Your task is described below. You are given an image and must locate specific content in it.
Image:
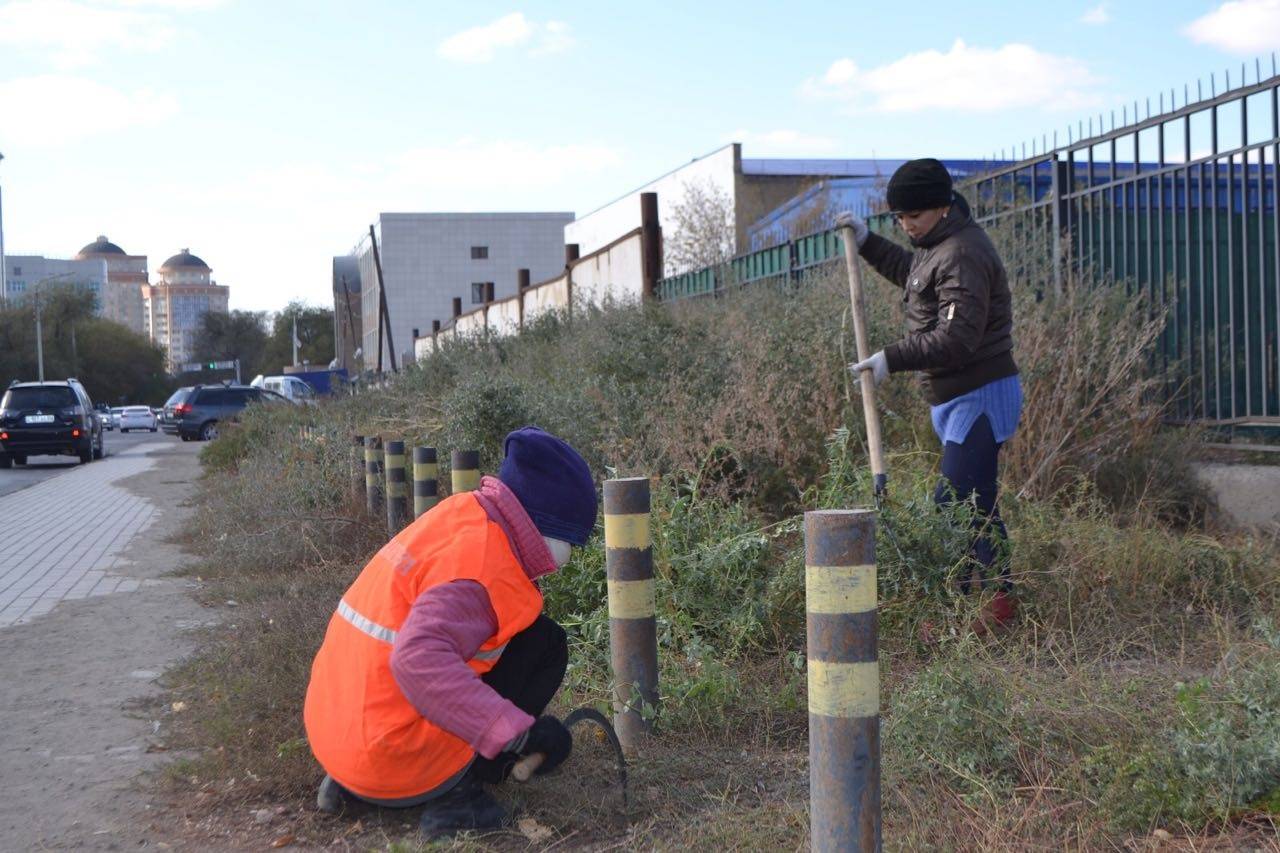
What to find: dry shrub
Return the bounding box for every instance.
[1004,278,1169,501]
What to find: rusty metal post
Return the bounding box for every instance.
[384,440,407,531]
[640,192,662,299]
[604,477,658,751]
[364,436,383,516]
[805,509,880,853]
[450,449,480,493]
[413,446,439,518]
[351,434,364,501]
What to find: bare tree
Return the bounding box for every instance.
[664,177,735,276]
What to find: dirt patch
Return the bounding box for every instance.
[0,440,215,850]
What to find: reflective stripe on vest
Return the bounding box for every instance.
[337,598,398,644]
[337,598,508,664]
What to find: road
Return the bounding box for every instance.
[0,428,161,499]
[0,430,210,849]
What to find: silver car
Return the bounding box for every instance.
[119,405,157,433]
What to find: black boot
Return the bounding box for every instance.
[418,778,508,838]
[316,774,352,814]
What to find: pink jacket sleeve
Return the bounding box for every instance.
[389,579,535,759]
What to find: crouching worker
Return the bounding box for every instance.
[303,426,597,837]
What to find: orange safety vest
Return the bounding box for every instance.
[303,492,543,800]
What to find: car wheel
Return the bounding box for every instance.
[150,428,157,433]
[122,428,129,433]
[180,434,192,442]
[13,454,26,466]
[93,437,105,460]
[199,421,219,441]
[0,455,11,469]
[79,446,93,464]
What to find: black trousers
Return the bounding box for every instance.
[470,614,568,783]
[934,414,1011,592]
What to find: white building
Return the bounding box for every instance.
[349,212,573,370]
[566,143,961,275]
[3,254,107,304]
[141,249,229,373]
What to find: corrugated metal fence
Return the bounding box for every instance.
[657,67,1280,427]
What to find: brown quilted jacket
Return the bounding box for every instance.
[858,193,1017,405]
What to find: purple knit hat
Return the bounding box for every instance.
[498,427,597,545]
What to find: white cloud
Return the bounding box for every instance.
[729,129,839,156]
[1080,3,1110,24]
[0,0,174,68]
[802,39,1100,113]
[1183,0,1280,55]
[437,13,573,62]
[0,75,177,145]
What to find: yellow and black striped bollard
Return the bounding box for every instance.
[364,436,383,516]
[384,439,407,531]
[351,434,364,501]
[450,450,480,493]
[604,477,658,751]
[413,446,439,518]
[805,508,880,852]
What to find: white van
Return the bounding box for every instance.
[249,375,316,404]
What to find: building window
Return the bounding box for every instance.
[471,282,493,304]
[470,246,488,260]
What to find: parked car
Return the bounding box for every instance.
[95,403,113,431]
[119,405,158,432]
[0,378,105,466]
[162,383,286,441]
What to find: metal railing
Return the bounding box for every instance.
[656,65,1280,427]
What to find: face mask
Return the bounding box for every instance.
[543,536,572,568]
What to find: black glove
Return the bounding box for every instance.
[519,715,572,775]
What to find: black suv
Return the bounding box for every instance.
[162,383,287,441]
[0,379,105,467]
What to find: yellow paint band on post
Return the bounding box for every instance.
[413,463,439,480]
[452,470,480,492]
[807,660,879,718]
[805,564,877,615]
[385,453,405,467]
[604,514,651,549]
[388,481,407,498]
[607,578,656,619]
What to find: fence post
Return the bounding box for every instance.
[385,439,407,531]
[413,446,439,518]
[450,450,480,493]
[805,509,880,853]
[351,434,364,501]
[364,436,384,516]
[604,477,658,751]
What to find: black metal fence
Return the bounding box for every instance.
[657,65,1280,427]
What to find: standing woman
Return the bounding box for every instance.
[841,159,1022,632]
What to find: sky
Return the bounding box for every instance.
[0,0,1278,313]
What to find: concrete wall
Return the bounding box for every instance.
[416,228,646,360]
[565,144,739,265]
[355,211,573,370]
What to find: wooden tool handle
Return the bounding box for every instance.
[512,752,544,782]
[838,225,888,496]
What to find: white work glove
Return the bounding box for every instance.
[849,351,888,389]
[835,211,869,248]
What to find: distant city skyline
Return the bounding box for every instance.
[0,0,1276,312]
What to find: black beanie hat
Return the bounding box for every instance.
[886,158,954,212]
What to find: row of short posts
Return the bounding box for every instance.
[353,437,880,849]
[353,434,482,532]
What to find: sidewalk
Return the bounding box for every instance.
[0,437,210,850]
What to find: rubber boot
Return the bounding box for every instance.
[316,774,350,814]
[971,590,1017,637]
[418,779,509,838]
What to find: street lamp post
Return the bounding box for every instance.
[33,272,76,382]
[0,151,7,306]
